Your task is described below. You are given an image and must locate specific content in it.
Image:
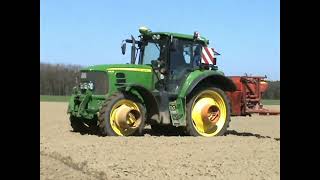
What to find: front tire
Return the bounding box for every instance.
[98,92,146,136]
[186,86,231,137]
[69,116,87,133]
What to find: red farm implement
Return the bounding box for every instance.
[226,75,280,116]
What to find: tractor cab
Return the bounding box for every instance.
[121,26,219,95]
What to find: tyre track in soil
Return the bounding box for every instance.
[40,102,280,180]
[40,151,108,180]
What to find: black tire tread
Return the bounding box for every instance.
[69,116,87,132]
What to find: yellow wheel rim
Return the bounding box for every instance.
[110,99,142,136]
[191,90,227,137]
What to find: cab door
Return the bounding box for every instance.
[166,39,200,95]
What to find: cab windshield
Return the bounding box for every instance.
[142,42,160,65]
[139,40,167,65]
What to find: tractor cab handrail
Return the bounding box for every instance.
[125,39,142,46]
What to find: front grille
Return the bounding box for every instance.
[116,73,125,78]
[80,71,108,95]
[115,73,126,87]
[116,79,126,83]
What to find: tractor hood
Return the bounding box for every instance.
[81,64,152,72]
[81,64,154,92]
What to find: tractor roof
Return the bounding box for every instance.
[148,32,209,45]
[138,27,209,45]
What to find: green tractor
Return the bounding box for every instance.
[67,27,236,137]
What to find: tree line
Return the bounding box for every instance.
[40,63,82,96]
[40,63,280,99]
[262,80,280,100]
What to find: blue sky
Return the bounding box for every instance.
[40,0,279,80]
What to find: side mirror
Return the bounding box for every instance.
[121,41,126,55]
[130,35,136,64]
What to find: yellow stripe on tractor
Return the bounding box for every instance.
[107,68,152,73]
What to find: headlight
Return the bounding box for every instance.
[80,81,94,90]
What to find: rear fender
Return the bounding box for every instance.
[179,72,237,99]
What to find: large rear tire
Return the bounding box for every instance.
[98,92,146,136]
[186,86,231,137]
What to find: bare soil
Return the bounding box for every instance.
[40,102,280,180]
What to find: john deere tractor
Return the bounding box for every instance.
[67,27,236,137]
